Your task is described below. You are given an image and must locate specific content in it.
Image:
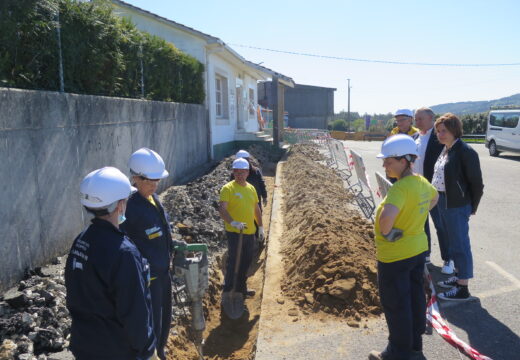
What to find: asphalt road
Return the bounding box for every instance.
[342,140,520,360]
[256,141,519,360]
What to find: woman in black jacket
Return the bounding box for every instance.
[431,113,484,301]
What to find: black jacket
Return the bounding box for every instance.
[121,192,173,277]
[443,140,484,213]
[65,218,156,360]
[423,130,444,183]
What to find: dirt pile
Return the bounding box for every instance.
[280,144,381,324]
[0,260,72,360]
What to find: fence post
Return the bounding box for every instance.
[55,8,64,92]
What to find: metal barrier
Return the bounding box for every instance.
[375,171,392,198]
[284,129,377,220]
[348,150,376,220]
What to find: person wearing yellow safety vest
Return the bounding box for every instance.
[219,158,264,299]
[121,148,183,360]
[369,135,439,360]
[389,109,419,140]
[65,167,158,360]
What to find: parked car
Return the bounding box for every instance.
[485,109,520,156]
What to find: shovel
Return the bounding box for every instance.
[222,228,245,319]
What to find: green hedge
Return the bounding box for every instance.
[0,0,205,103]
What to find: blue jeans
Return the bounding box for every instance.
[378,252,426,359]
[223,231,254,294]
[428,205,450,261]
[437,193,473,279]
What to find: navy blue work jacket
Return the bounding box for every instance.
[121,192,173,277]
[65,218,156,360]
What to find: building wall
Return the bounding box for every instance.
[285,85,335,129]
[259,82,335,129]
[112,4,207,63]
[0,88,209,292]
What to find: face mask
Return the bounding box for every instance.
[118,214,126,224]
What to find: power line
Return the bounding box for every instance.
[229,43,520,67]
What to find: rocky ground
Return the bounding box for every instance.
[0,144,281,360]
[280,144,381,325]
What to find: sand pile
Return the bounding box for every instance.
[280,144,381,324]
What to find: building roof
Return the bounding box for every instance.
[292,84,337,91]
[111,0,294,86]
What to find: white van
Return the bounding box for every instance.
[485,110,520,156]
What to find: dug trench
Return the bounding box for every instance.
[0,143,380,360]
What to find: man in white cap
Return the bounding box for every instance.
[65,167,158,360]
[219,158,264,300]
[389,109,419,139]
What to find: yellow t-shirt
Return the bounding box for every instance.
[374,175,437,263]
[219,180,259,235]
[390,126,419,136]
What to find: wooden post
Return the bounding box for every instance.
[272,77,280,147]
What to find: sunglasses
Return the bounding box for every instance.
[139,176,160,182]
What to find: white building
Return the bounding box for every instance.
[111,0,294,159]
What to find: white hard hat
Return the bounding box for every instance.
[80,167,137,208]
[377,134,419,159]
[395,109,413,118]
[236,149,250,158]
[232,158,250,169]
[129,147,169,179]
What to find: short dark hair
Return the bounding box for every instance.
[435,113,463,138]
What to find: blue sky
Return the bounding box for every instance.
[122,0,520,114]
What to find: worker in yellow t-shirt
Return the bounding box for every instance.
[369,135,438,360]
[219,158,263,300]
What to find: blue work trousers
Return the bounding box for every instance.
[223,231,254,294]
[424,205,450,261]
[378,252,426,360]
[149,272,172,360]
[437,193,473,279]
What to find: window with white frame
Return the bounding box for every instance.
[215,74,229,118]
[248,88,255,117]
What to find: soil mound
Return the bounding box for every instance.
[281,144,381,323]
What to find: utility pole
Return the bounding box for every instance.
[347,79,351,132]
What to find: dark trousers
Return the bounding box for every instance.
[378,252,426,359]
[223,231,254,294]
[149,272,172,360]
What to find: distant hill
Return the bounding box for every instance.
[430,93,520,115]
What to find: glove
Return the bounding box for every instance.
[257,226,264,241]
[230,221,246,230]
[172,239,188,251]
[262,198,268,207]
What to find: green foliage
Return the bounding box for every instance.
[329,118,348,131]
[459,112,487,134]
[0,0,204,103]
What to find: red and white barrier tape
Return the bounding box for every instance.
[425,268,492,360]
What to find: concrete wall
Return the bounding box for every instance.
[0,88,209,292]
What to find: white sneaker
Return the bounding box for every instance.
[441,260,455,275]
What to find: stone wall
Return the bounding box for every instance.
[0,88,209,292]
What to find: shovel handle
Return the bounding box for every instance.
[231,228,244,291]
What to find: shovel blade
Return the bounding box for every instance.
[221,291,244,319]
